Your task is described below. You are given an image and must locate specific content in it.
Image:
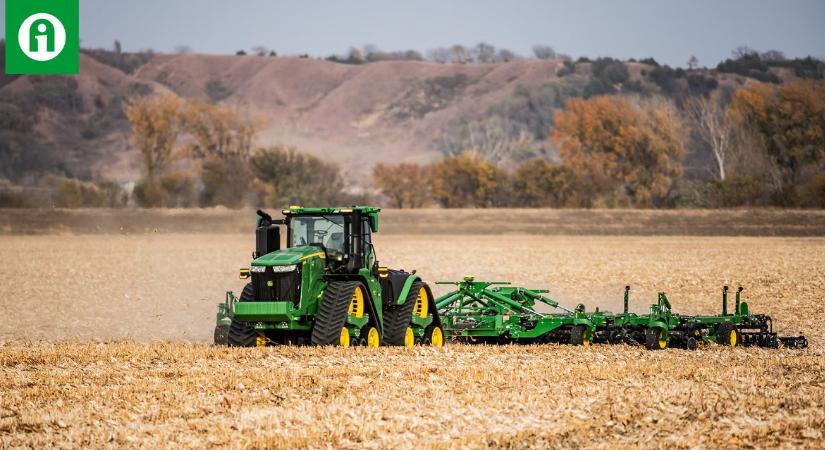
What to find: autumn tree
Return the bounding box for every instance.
[372,163,431,208]
[512,159,574,207]
[126,95,190,207]
[552,95,685,207]
[250,145,344,207]
[125,95,183,181]
[430,151,504,207]
[182,101,256,161]
[729,80,825,203]
[181,101,258,207]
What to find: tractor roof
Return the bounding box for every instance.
[280,205,381,215]
[280,206,382,231]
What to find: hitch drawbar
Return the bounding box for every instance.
[435,280,808,350]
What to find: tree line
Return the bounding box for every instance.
[375,79,825,208]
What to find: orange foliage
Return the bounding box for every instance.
[373,163,431,208]
[552,95,684,207]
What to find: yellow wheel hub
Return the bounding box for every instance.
[413,287,429,318]
[367,327,380,348]
[403,327,415,347]
[583,336,591,348]
[256,334,266,348]
[339,327,350,348]
[658,329,667,349]
[430,327,444,347]
[348,286,365,318]
[730,329,737,348]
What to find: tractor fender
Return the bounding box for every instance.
[395,275,441,327]
[395,275,421,306]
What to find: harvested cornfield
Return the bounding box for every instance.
[1,343,823,448]
[0,230,823,448]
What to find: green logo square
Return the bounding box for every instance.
[4,0,79,74]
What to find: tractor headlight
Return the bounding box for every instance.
[271,264,297,273]
[250,266,266,273]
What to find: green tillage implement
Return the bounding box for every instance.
[435,277,604,346]
[593,286,809,350]
[435,279,807,351]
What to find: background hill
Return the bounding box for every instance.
[1,44,823,207]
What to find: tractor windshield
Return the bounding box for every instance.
[288,215,346,252]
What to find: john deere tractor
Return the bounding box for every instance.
[214,206,443,347]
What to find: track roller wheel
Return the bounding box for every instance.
[686,336,698,351]
[311,281,364,346]
[365,326,380,348]
[424,325,444,347]
[570,325,591,347]
[644,328,667,350]
[402,327,415,347]
[716,323,738,348]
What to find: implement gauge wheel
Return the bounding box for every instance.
[716,323,738,348]
[645,328,667,350]
[570,325,591,347]
[213,325,229,346]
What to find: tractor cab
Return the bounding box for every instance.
[253,206,379,274]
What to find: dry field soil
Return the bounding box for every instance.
[1,210,823,448]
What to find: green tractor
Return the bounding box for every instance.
[214,206,443,348]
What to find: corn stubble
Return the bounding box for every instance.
[0,233,823,448]
[0,343,822,448]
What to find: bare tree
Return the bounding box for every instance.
[175,45,193,54]
[496,49,518,63]
[251,46,268,56]
[760,50,786,62]
[450,45,469,64]
[532,45,556,60]
[685,96,732,181]
[473,42,496,63]
[687,55,698,70]
[732,46,757,58]
[426,47,452,63]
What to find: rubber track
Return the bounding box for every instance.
[382,280,421,346]
[228,283,257,347]
[311,281,359,346]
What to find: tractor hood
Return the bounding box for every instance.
[252,246,325,266]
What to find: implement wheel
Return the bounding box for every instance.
[311,281,365,346]
[383,281,425,346]
[213,325,229,346]
[644,328,667,350]
[716,323,738,348]
[570,325,591,347]
[228,283,257,347]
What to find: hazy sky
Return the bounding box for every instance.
[3,0,824,67]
